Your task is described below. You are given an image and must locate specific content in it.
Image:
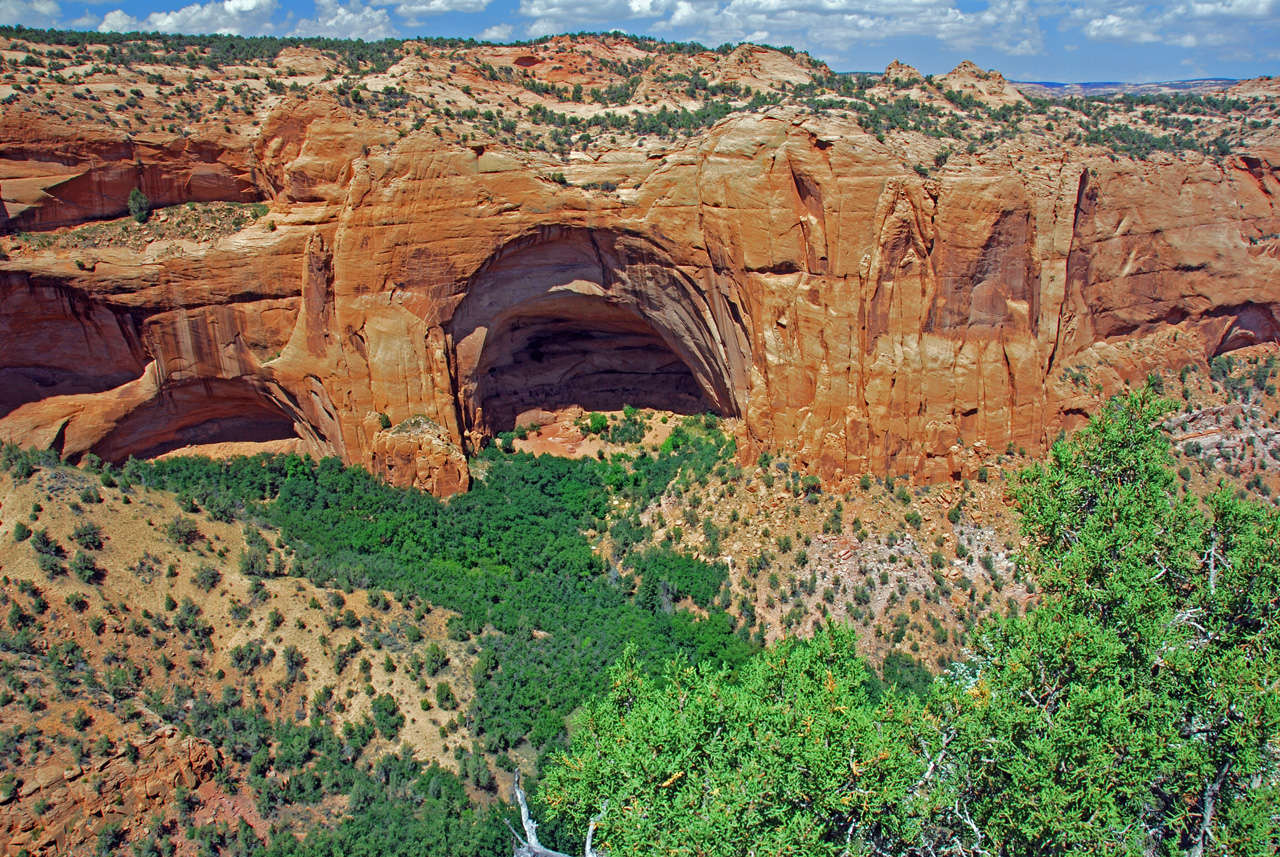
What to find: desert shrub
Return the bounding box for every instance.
[71,551,101,584]
[165,516,201,545]
[435,681,458,711]
[71,521,103,550]
[194,564,222,591]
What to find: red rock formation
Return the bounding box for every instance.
[0,726,257,856]
[3,86,1279,494]
[0,117,259,232]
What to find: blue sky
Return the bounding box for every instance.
[5,0,1279,82]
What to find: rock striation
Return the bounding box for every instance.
[2,52,1279,494]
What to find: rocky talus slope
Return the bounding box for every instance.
[2,33,1279,494]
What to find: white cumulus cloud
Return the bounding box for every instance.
[393,0,492,21]
[51,0,1280,75]
[515,0,1044,56]
[478,22,514,40]
[1071,0,1279,49]
[506,0,1280,66]
[0,0,62,27]
[519,0,671,36]
[97,0,277,34]
[291,0,396,38]
[1081,13,1160,43]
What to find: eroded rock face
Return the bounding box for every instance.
[3,94,1279,494]
[368,414,471,496]
[0,726,255,855]
[0,116,259,231]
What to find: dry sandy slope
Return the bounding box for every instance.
[0,460,500,854]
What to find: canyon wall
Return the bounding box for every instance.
[3,96,1280,493]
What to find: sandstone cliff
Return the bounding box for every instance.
[2,36,1278,494]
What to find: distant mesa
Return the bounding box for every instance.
[1012,77,1242,97]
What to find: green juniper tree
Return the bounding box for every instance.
[542,390,1280,856]
[541,623,922,856]
[128,187,150,223]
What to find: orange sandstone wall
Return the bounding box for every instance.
[3,97,1279,494]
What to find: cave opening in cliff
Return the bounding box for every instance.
[447,228,746,448]
[1211,304,1280,357]
[472,301,716,433]
[88,380,303,463]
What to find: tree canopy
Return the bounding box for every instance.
[542,390,1280,856]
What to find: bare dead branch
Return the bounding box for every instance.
[585,801,608,857]
[915,729,956,792]
[1188,761,1231,857]
[511,771,605,857]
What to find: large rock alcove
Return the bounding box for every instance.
[86,379,303,461]
[446,228,748,447]
[0,278,319,463]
